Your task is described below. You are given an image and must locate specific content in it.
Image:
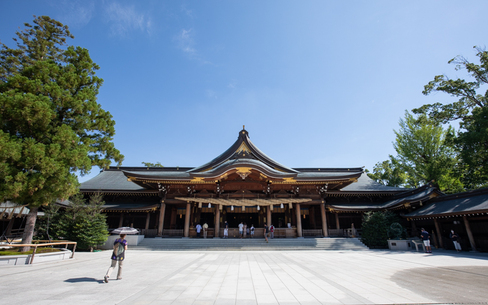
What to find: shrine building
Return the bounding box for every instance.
[79,127,440,239]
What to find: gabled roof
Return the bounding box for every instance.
[116,128,364,186]
[189,128,298,174]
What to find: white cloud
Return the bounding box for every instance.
[175,28,211,64]
[228,80,237,89]
[177,29,196,55]
[181,4,194,19]
[55,0,95,28]
[104,1,152,37]
[206,89,218,99]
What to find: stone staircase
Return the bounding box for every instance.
[131,237,369,251]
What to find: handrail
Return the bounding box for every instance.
[3,241,77,264]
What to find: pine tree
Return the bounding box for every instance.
[0,16,123,250]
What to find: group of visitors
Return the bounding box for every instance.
[420,228,463,253]
[195,223,209,238]
[211,221,270,239]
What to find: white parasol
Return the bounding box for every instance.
[110,227,140,235]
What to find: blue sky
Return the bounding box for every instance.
[1,1,487,183]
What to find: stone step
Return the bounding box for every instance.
[131,237,369,251]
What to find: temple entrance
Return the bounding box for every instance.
[199,212,214,227]
[271,213,287,228]
[225,213,260,228]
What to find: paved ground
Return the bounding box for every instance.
[1,249,488,305]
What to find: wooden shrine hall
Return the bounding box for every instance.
[80,127,437,238]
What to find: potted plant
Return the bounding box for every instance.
[387,222,410,250]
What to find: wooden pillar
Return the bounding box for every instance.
[463,215,477,251]
[5,217,15,235]
[118,214,124,228]
[433,218,444,248]
[157,202,166,236]
[335,213,340,229]
[214,205,220,238]
[145,213,151,231]
[320,203,328,237]
[295,203,303,237]
[267,206,272,225]
[411,220,418,237]
[170,207,177,229]
[183,202,191,238]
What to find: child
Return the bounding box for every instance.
[104,234,127,283]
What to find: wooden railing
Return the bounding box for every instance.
[141,229,158,237]
[3,240,77,264]
[162,229,184,236]
[302,229,323,237]
[328,229,345,237]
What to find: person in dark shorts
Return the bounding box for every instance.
[420,228,432,253]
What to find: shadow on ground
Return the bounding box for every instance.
[64,277,103,284]
[391,266,488,304]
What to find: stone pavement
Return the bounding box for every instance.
[1,249,488,305]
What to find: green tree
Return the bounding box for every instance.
[391,111,463,193]
[141,162,164,167]
[34,204,60,241]
[361,211,402,248]
[367,158,409,187]
[414,47,488,189]
[0,16,123,250]
[51,193,109,251]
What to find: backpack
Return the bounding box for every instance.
[114,240,125,256]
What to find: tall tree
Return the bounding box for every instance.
[141,162,164,167]
[367,158,408,187]
[0,16,123,249]
[392,111,463,193]
[414,47,488,189]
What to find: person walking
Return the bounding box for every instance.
[104,234,127,283]
[243,222,248,239]
[420,228,432,253]
[238,222,244,239]
[250,224,255,238]
[270,224,275,239]
[223,221,229,238]
[203,222,208,238]
[196,223,202,238]
[264,224,269,243]
[450,230,462,252]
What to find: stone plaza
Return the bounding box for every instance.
[1,248,487,304]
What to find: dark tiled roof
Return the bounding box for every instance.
[102,202,159,212]
[406,188,488,217]
[329,184,438,211]
[123,170,191,180]
[80,170,147,191]
[340,174,407,192]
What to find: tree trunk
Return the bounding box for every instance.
[20,206,38,252]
